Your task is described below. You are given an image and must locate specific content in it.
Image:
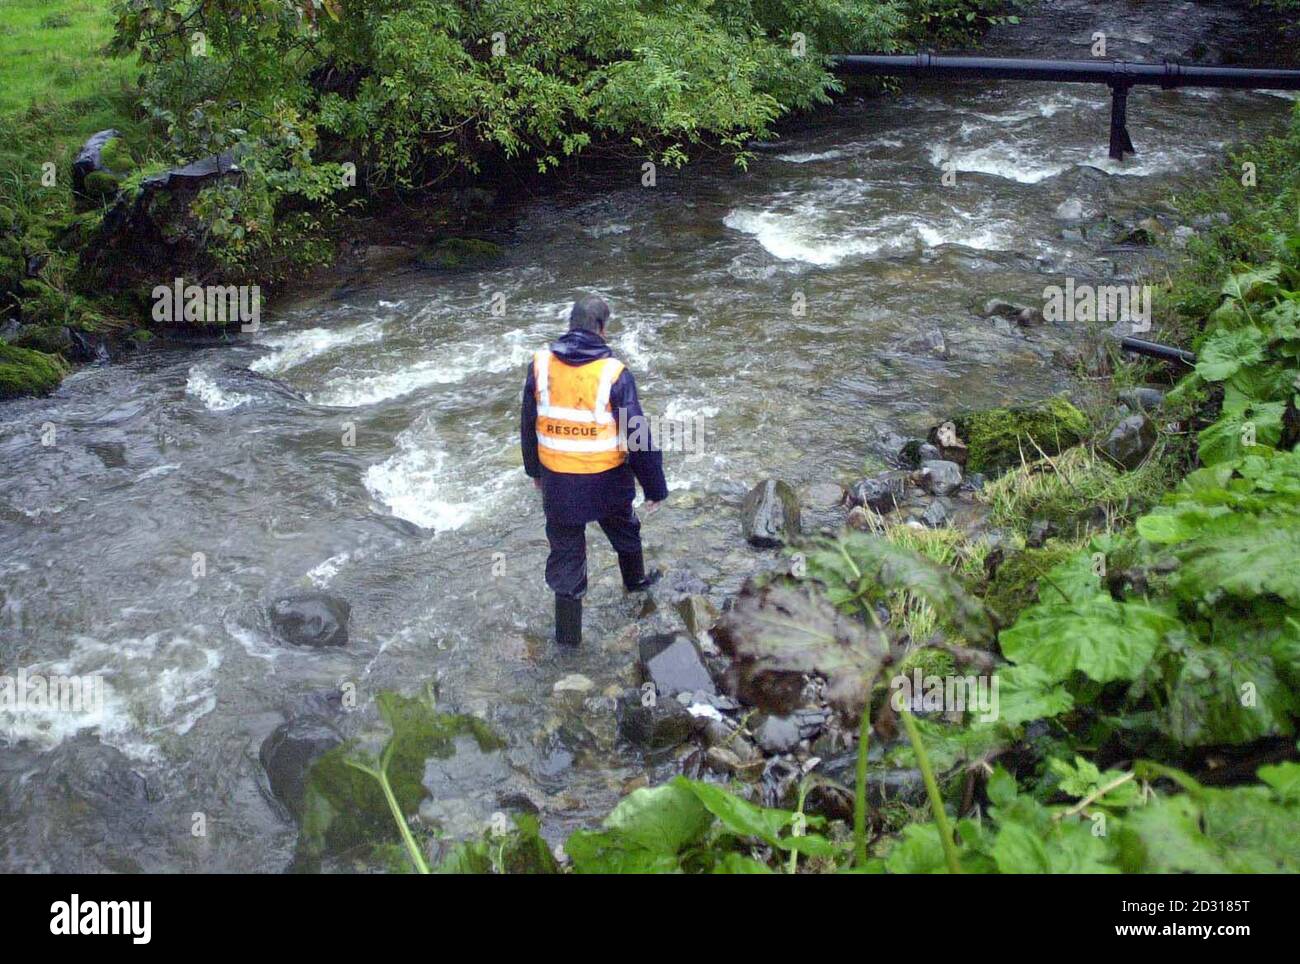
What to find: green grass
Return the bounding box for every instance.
[0,0,134,116]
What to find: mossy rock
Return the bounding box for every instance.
[952,396,1089,474]
[82,170,124,202]
[0,343,67,399]
[99,137,136,174]
[983,545,1078,627]
[415,237,504,270]
[12,325,72,355]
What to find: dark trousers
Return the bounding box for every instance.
[545,503,642,599]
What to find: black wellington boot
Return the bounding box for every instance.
[555,594,582,647]
[617,551,663,592]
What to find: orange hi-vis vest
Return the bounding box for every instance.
[533,349,627,474]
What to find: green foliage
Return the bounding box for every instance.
[300,689,504,870]
[561,777,834,873]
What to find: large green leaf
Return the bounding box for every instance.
[713,580,889,717]
[1195,326,1267,382]
[999,576,1180,684]
[1170,511,1300,606]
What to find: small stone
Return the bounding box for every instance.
[706,746,743,775]
[674,594,719,640]
[1027,518,1057,548]
[617,697,693,751]
[920,499,950,528]
[921,460,963,497]
[804,481,845,507]
[1118,387,1164,414]
[848,471,908,513]
[553,673,594,696]
[1054,197,1085,221]
[1100,414,1157,471]
[753,715,802,754]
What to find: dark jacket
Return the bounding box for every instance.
[521,329,669,525]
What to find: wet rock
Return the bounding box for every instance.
[1118,387,1164,414]
[639,633,716,699]
[928,421,969,466]
[1100,414,1156,471]
[920,499,950,529]
[659,567,709,602]
[753,714,802,754]
[414,238,504,270]
[552,674,594,696]
[1016,306,1045,327]
[268,590,351,648]
[674,594,719,640]
[72,129,126,198]
[1026,518,1057,548]
[907,327,948,358]
[1054,197,1085,221]
[740,478,801,547]
[1117,217,1167,246]
[848,471,908,513]
[920,460,963,497]
[617,695,693,751]
[846,505,873,531]
[804,481,846,507]
[899,439,943,468]
[706,746,745,775]
[259,715,344,819]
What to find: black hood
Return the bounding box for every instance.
[549,328,612,365]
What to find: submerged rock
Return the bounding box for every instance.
[740,478,801,547]
[414,238,504,270]
[1100,413,1156,470]
[268,591,351,648]
[259,715,344,819]
[1054,197,1085,221]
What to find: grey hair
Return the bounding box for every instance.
[568,295,610,333]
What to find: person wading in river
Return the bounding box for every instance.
[521,295,668,646]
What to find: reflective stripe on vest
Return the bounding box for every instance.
[534,349,627,473]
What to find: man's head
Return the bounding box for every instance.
[569,295,610,337]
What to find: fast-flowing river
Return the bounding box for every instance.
[2,0,1296,870]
